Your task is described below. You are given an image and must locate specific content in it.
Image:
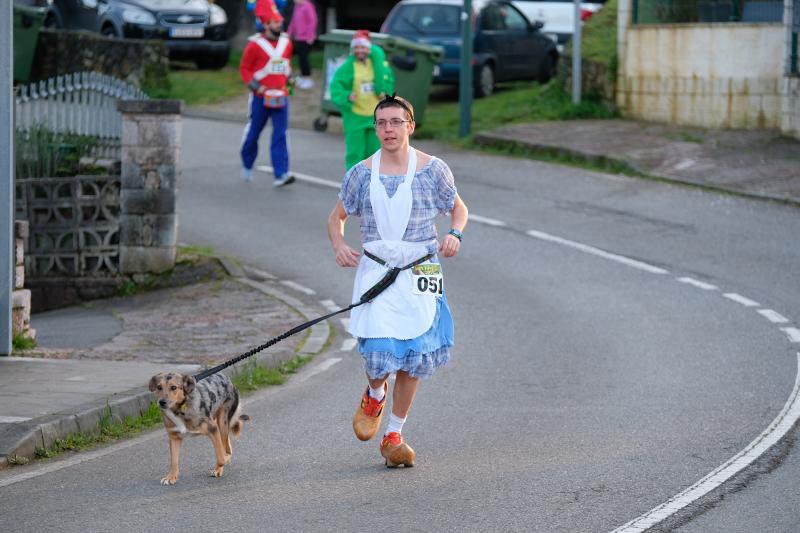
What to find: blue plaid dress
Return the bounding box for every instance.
[339,157,457,379]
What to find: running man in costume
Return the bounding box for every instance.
[329,30,395,170]
[239,0,295,187]
[327,95,469,467]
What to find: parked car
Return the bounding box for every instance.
[44,0,231,69]
[511,0,605,50]
[381,0,559,97]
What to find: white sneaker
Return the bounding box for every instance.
[273,173,295,187]
[241,167,253,182]
[299,78,314,90]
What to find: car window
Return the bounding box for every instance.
[503,5,528,29]
[389,4,461,35]
[481,4,528,30]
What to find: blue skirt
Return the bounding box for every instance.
[358,293,454,379]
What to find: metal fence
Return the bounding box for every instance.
[14,72,148,159]
[633,0,785,24]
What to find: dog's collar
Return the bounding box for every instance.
[174,400,188,414]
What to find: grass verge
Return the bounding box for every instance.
[149,49,323,106]
[12,333,37,352]
[30,402,163,462]
[116,245,228,297]
[232,355,313,394]
[417,81,615,144]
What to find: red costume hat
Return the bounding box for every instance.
[351,29,371,48]
[255,0,283,24]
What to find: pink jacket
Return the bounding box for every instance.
[287,1,318,43]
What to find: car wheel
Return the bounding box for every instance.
[101,24,120,38]
[312,116,328,132]
[196,51,230,70]
[474,63,495,98]
[538,53,557,84]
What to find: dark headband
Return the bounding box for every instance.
[374,93,415,122]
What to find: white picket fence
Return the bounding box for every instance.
[14,72,149,143]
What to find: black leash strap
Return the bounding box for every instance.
[194,251,434,381]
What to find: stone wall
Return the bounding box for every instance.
[12,221,35,342]
[30,29,169,93]
[118,100,183,274]
[560,56,616,107]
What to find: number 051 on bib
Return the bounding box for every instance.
[411,263,443,295]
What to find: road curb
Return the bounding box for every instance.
[472,132,800,209]
[0,257,336,469]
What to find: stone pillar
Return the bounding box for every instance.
[117,100,183,274]
[12,220,34,341]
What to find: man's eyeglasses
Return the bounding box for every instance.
[374,119,410,129]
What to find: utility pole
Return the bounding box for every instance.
[458,0,473,138]
[572,0,582,104]
[1,0,13,356]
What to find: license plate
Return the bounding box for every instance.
[169,27,204,38]
[432,65,441,77]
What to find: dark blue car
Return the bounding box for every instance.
[381,0,559,97]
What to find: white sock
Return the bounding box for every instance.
[368,384,385,402]
[385,413,406,435]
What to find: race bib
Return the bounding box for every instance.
[360,81,374,95]
[269,59,290,75]
[411,263,443,296]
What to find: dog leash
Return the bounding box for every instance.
[194,251,435,381]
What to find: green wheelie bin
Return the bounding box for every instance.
[313,29,443,132]
[13,4,47,83]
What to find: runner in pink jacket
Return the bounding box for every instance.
[287,0,318,89]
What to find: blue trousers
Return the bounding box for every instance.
[240,95,289,177]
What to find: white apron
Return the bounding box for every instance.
[348,147,438,340]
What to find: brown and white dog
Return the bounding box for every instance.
[149,372,249,485]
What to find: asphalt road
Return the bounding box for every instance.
[1,118,798,532]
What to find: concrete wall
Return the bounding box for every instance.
[618,23,785,129]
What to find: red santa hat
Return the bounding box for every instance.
[351,30,371,48]
[255,0,283,24]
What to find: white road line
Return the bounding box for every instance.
[259,165,511,231]
[0,416,32,423]
[280,280,316,295]
[757,309,790,324]
[612,352,800,533]
[0,430,163,488]
[781,328,800,343]
[341,338,357,351]
[257,165,340,189]
[295,357,342,383]
[723,293,760,307]
[320,299,339,312]
[470,214,507,227]
[677,277,718,291]
[526,229,669,275]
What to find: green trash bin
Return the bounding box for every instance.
[313,29,443,131]
[13,4,47,84]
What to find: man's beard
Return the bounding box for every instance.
[267,27,281,38]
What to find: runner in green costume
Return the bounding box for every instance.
[330,30,395,170]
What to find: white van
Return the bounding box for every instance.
[511,0,605,50]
